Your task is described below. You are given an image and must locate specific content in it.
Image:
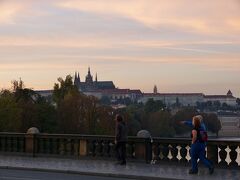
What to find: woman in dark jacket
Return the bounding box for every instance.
[189,116,214,174]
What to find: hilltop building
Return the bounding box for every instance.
[139,87,237,107]
[72,67,142,102]
[36,70,237,107]
[204,90,236,106]
[74,67,115,92]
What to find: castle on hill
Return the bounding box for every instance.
[73,67,142,102]
[73,67,115,92]
[36,67,237,107]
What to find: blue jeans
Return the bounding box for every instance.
[190,142,212,172]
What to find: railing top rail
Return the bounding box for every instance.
[34,133,147,141]
[34,133,240,143]
[0,132,239,144]
[0,132,26,136]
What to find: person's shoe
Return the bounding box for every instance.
[188,169,198,174]
[120,161,126,165]
[209,166,214,175]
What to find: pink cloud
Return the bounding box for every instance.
[57,0,240,34]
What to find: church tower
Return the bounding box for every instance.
[74,71,81,88]
[95,73,98,82]
[153,85,158,94]
[85,67,93,85]
[227,90,233,96]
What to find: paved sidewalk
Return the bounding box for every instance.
[0,155,239,180]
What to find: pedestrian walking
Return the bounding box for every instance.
[189,116,214,174]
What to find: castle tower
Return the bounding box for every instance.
[77,72,81,82]
[227,90,233,96]
[74,71,77,85]
[74,71,81,88]
[95,73,98,82]
[153,85,158,94]
[85,67,93,84]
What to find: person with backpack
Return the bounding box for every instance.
[189,116,214,174]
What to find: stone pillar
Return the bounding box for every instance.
[25,127,40,157]
[207,144,218,165]
[136,130,152,163]
[135,142,146,159]
[79,139,87,156]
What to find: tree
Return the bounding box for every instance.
[53,75,79,105]
[56,91,87,134]
[144,98,166,114]
[173,107,198,135]
[0,80,58,133]
[100,96,111,105]
[206,101,213,109]
[213,101,221,110]
[35,97,57,133]
[203,113,221,137]
[147,111,175,137]
[95,105,115,135]
[0,90,22,132]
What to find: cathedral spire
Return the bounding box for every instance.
[95,73,98,82]
[78,72,80,82]
[88,67,91,74]
[86,67,93,84]
[74,72,77,79]
[74,71,77,86]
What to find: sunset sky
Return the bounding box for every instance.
[0,0,240,96]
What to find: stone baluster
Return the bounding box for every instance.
[180,144,188,163]
[170,144,179,162]
[219,145,228,167]
[229,145,238,168]
[162,144,170,161]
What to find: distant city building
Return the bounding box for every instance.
[85,89,143,102]
[140,93,204,107]
[35,90,53,98]
[204,90,237,106]
[139,90,237,107]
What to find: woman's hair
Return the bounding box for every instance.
[193,116,201,128]
[116,114,123,122]
[195,115,203,122]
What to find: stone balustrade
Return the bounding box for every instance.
[0,132,239,169]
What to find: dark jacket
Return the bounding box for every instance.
[115,122,127,142]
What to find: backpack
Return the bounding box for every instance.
[198,130,208,142]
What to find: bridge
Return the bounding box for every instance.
[0,131,239,180]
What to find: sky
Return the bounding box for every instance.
[0,0,240,96]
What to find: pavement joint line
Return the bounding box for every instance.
[0,166,184,180]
